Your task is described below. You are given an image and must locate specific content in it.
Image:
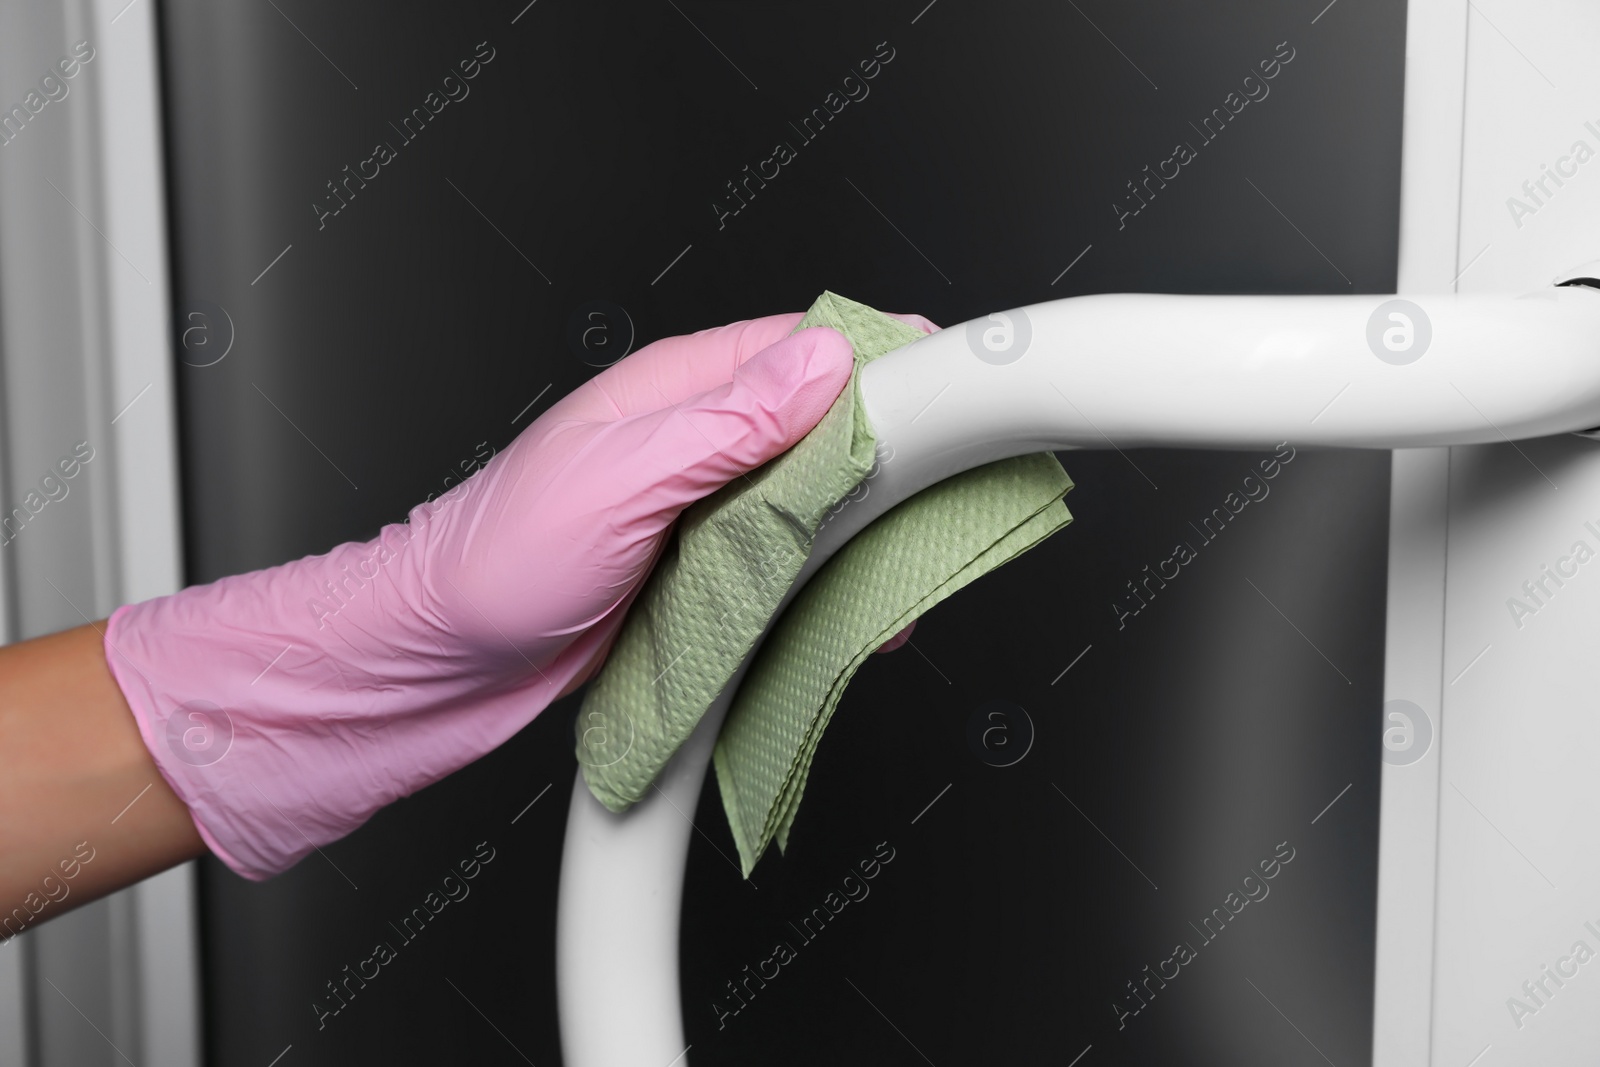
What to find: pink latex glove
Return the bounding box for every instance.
[108,314,854,881]
[105,310,934,880]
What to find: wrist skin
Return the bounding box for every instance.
[0,624,203,931]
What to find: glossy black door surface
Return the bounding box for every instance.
[158,1,1402,1061]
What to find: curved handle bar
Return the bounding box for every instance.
[556,284,1600,1067]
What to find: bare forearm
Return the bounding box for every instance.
[0,624,203,935]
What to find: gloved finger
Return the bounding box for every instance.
[590,325,855,524]
[874,619,916,653]
[884,312,942,334]
[561,312,806,422]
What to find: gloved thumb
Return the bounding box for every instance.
[639,325,856,501]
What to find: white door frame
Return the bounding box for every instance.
[0,0,198,1063]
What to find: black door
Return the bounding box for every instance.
[159,1,1402,1062]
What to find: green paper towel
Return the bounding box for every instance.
[575,293,1073,856]
[715,454,1072,875]
[576,292,924,810]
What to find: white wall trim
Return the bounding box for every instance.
[0,0,199,1061]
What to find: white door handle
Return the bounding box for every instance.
[556,278,1600,1067]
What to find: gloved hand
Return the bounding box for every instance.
[106,311,940,881]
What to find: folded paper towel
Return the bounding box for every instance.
[575,292,917,810]
[576,293,1073,875]
[716,451,1072,875]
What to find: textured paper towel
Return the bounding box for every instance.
[577,293,1073,857]
[576,292,924,811]
[715,454,1072,876]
